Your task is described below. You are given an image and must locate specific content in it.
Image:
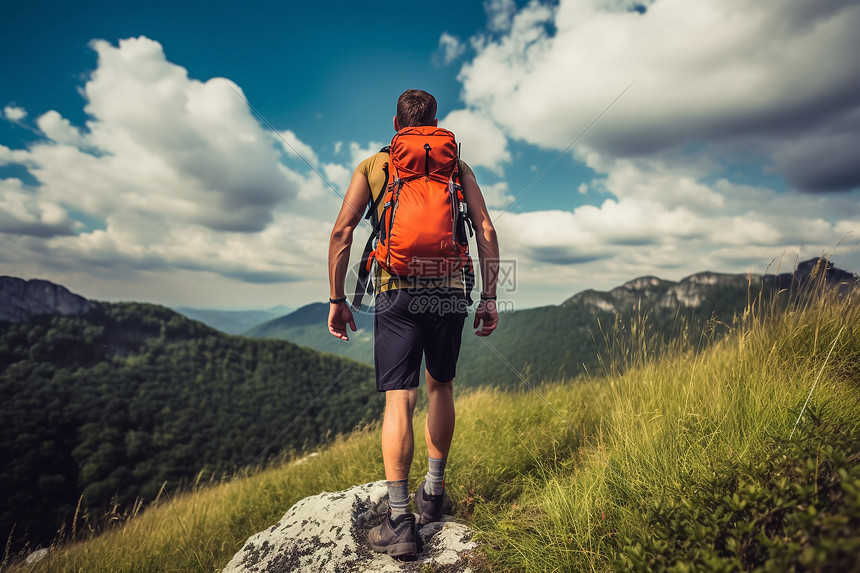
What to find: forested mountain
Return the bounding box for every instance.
[246,302,375,363]
[174,305,292,334]
[1,294,380,550]
[461,258,856,386]
[455,272,753,388]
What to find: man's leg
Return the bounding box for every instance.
[381,388,417,519]
[415,289,464,524]
[415,370,455,524]
[425,370,454,462]
[423,370,454,498]
[370,387,419,558]
[382,388,418,479]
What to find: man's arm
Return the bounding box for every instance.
[327,168,371,340]
[460,163,499,337]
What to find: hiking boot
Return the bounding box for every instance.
[414,479,453,526]
[368,511,417,559]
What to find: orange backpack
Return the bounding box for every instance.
[351,126,474,310]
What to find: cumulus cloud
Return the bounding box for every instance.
[81,37,297,231]
[348,141,385,167]
[459,0,860,192]
[480,181,516,209]
[0,36,343,292]
[440,109,511,175]
[37,111,85,145]
[485,0,518,32]
[3,105,27,122]
[0,178,75,238]
[0,144,31,166]
[321,162,352,194]
[493,154,860,304]
[436,32,466,66]
[276,129,319,167]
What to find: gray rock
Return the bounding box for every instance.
[25,548,49,565]
[658,272,752,309]
[564,271,755,312]
[0,276,93,323]
[224,481,478,573]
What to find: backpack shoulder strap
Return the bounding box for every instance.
[352,148,391,310]
[364,154,390,228]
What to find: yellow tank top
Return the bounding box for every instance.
[355,151,467,294]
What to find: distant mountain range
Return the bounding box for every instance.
[175,305,293,334]
[243,258,858,387]
[245,303,375,363]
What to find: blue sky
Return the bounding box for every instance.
[2,0,859,311]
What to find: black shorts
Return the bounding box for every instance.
[374,288,468,392]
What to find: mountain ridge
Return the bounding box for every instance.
[562,258,857,314]
[0,276,93,323]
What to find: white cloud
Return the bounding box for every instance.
[0,144,31,166]
[491,155,860,306]
[485,0,518,32]
[439,108,511,175]
[348,141,385,167]
[480,181,516,209]
[21,207,332,286]
[459,0,860,191]
[276,129,318,167]
[597,156,725,212]
[69,37,300,232]
[3,105,27,122]
[321,162,352,194]
[436,32,466,66]
[37,111,85,146]
[0,177,74,237]
[0,36,343,293]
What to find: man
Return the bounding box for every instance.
[327,89,499,559]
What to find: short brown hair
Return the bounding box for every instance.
[396,89,437,128]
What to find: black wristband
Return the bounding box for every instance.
[480,295,497,301]
[329,297,348,304]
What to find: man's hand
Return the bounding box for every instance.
[473,299,498,337]
[328,303,357,340]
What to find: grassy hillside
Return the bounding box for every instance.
[9,287,859,572]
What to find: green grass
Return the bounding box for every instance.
[472,286,860,571]
[8,285,860,572]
